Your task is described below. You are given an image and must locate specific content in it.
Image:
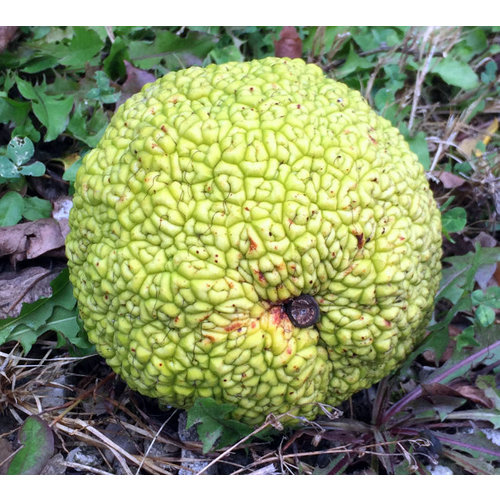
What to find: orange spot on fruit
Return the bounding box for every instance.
[224,322,243,332]
[249,237,258,252]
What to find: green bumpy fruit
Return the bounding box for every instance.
[66,57,442,425]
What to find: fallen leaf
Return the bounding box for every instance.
[449,381,494,408]
[7,416,54,475]
[274,27,303,59]
[115,60,156,109]
[0,27,17,52]
[421,381,494,408]
[0,437,14,474]
[434,171,466,189]
[0,218,66,265]
[458,119,499,158]
[0,266,62,319]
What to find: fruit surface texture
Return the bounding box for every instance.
[66,57,442,424]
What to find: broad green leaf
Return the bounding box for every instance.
[442,206,467,234]
[7,416,54,475]
[481,61,498,84]
[0,97,30,128]
[129,29,218,70]
[22,196,52,221]
[455,325,479,351]
[471,287,500,308]
[0,270,78,353]
[86,71,120,104]
[186,397,252,453]
[59,26,104,68]
[432,58,479,90]
[465,28,488,54]
[67,104,108,148]
[407,131,430,170]
[62,156,83,182]
[0,191,24,226]
[22,55,59,74]
[7,136,34,166]
[103,36,129,80]
[16,77,74,142]
[20,161,46,177]
[475,304,496,327]
[336,43,374,78]
[0,157,20,179]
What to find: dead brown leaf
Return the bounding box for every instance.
[457,119,499,158]
[449,381,494,408]
[421,381,493,408]
[434,170,467,189]
[115,61,156,109]
[0,27,17,52]
[0,437,14,474]
[0,218,66,265]
[274,27,303,59]
[0,266,62,319]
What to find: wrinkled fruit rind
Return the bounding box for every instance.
[66,57,442,425]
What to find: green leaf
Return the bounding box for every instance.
[471,287,500,308]
[22,196,52,221]
[435,430,500,462]
[407,131,430,170]
[475,304,496,327]
[67,104,108,148]
[186,397,252,453]
[443,448,499,475]
[7,136,34,166]
[0,269,79,353]
[445,409,500,429]
[441,206,467,234]
[19,161,45,177]
[16,77,74,142]
[0,97,30,128]
[481,61,498,84]
[7,416,54,475]
[455,325,479,352]
[0,191,24,226]
[477,375,500,410]
[336,43,374,78]
[86,71,120,104]
[432,58,479,90]
[62,156,83,182]
[22,55,59,74]
[129,29,218,70]
[103,36,129,80]
[0,156,21,179]
[59,26,104,68]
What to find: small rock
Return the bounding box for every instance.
[426,464,453,475]
[66,445,103,468]
[41,453,67,475]
[484,428,500,446]
[38,375,70,410]
[143,439,179,458]
[101,422,138,464]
